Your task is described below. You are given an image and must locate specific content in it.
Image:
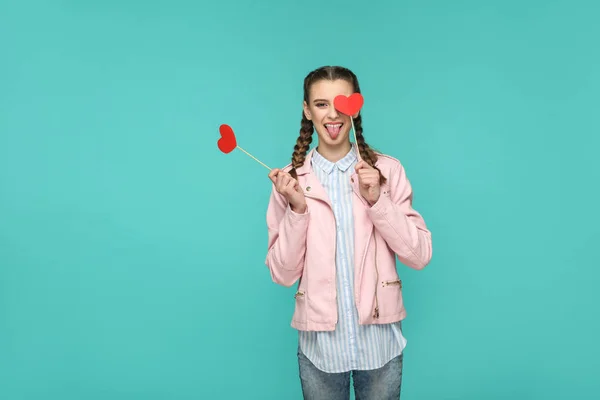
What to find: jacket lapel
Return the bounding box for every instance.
[296,148,331,206]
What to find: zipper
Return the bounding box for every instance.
[382,279,402,288]
[373,227,380,319]
[294,290,305,299]
[348,178,380,319]
[302,189,337,318]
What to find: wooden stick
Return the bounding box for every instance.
[351,117,362,161]
[236,145,271,170]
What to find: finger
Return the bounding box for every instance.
[280,175,291,192]
[358,174,378,186]
[361,161,376,171]
[269,168,280,184]
[276,171,288,182]
[276,173,285,192]
[357,170,377,179]
[294,181,302,193]
[358,167,378,176]
[269,168,280,178]
[355,161,366,171]
[284,179,296,193]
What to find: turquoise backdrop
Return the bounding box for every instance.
[1,1,599,399]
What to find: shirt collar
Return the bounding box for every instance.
[311,145,357,175]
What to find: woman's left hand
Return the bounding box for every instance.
[355,161,380,206]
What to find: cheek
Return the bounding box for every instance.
[313,109,328,121]
[344,115,353,126]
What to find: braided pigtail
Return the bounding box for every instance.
[289,112,314,180]
[354,115,387,185]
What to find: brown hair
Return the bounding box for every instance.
[290,66,386,185]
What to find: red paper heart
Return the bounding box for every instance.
[218,124,237,154]
[334,93,364,115]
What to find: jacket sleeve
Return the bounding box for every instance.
[366,161,432,270]
[264,184,309,287]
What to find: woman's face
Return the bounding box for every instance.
[303,79,357,152]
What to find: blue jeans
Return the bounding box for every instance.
[297,348,403,400]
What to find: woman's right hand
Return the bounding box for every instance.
[268,169,307,213]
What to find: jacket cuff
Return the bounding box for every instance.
[287,204,309,219]
[368,192,392,217]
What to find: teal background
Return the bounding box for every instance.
[1,0,599,399]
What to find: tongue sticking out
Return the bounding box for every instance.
[326,124,342,139]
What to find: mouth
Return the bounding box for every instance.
[324,122,343,139]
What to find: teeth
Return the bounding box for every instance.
[325,124,342,128]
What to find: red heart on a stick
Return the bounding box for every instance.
[218,124,237,153]
[334,93,364,116]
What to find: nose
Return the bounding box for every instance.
[327,104,339,119]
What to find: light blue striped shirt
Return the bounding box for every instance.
[298,146,407,373]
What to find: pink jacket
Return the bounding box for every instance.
[265,147,432,331]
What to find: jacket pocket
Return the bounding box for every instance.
[292,289,307,324]
[377,279,404,317]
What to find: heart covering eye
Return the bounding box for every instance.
[334,93,364,115]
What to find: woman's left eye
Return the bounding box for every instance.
[316,103,327,107]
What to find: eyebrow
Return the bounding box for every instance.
[312,99,329,103]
